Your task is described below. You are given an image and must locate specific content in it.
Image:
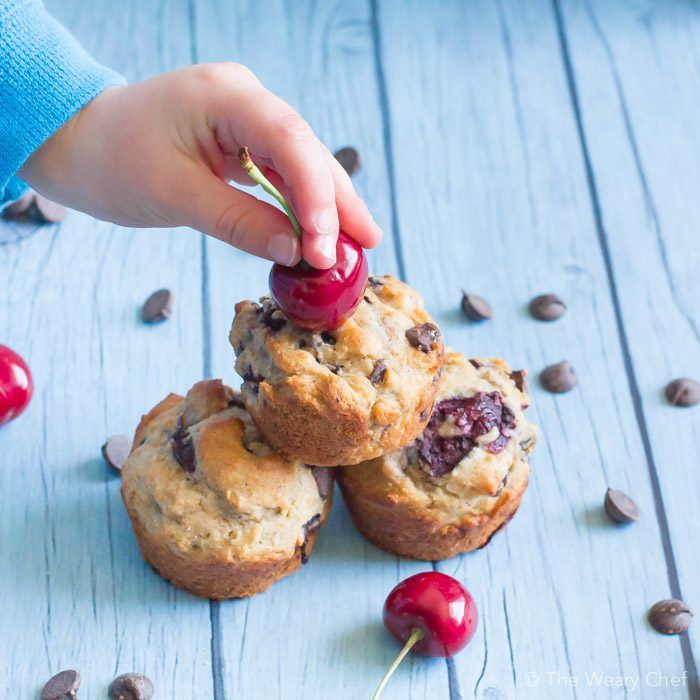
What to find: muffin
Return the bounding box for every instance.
[230,274,444,466]
[121,379,333,599]
[337,351,538,560]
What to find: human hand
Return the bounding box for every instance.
[19,63,382,269]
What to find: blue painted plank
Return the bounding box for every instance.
[193,1,451,697]
[0,1,213,696]
[558,0,700,682]
[375,0,692,697]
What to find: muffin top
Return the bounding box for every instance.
[229,274,443,432]
[121,380,331,562]
[339,351,538,520]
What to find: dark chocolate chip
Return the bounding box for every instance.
[108,672,154,700]
[664,378,700,407]
[300,513,322,564]
[540,361,577,393]
[101,435,131,472]
[263,313,286,332]
[242,366,264,383]
[329,364,342,375]
[32,196,67,224]
[529,293,566,321]
[648,599,694,635]
[368,276,384,288]
[604,488,640,524]
[333,146,361,176]
[510,369,528,395]
[417,393,515,476]
[41,670,80,700]
[171,419,196,473]
[298,339,308,349]
[406,323,440,353]
[461,292,492,321]
[469,359,482,369]
[369,359,387,385]
[320,331,336,345]
[364,295,372,304]
[311,468,333,500]
[141,289,173,324]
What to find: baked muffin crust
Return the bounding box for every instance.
[230,274,444,466]
[337,351,538,560]
[121,379,332,598]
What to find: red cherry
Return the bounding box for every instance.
[373,572,477,699]
[238,146,369,332]
[269,232,368,331]
[0,344,33,426]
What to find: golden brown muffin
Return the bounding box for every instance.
[121,379,333,599]
[229,275,444,466]
[337,351,538,560]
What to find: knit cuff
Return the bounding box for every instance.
[0,0,125,201]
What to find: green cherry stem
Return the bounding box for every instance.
[238,146,302,240]
[371,627,424,700]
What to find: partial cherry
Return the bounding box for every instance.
[0,344,33,426]
[239,147,368,331]
[373,571,478,699]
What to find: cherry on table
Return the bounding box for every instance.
[239,147,369,331]
[0,344,33,426]
[373,571,478,699]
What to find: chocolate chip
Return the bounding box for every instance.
[469,359,482,369]
[108,672,154,700]
[604,488,640,524]
[529,293,566,321]
[540,361,577,393]
[648,599,694,635]
[298,339,308,349]
[369,359,387,385]
[141,289,173,324]
[320,332,336,345]
[263,313,286,332]
[329,364,342,375]
[665,378,700,407]
[333,146,361,176]
[461,292,492,321]
[171,419,195,473]
[364,295,372,304]
[510,369,528,395]
[300,513,322,564]
[41,670,80,700]
[242,366,264,383]
[368,276,384,288]
[101,435,131,472]
[311,468,332,500]
[406,323,440,353]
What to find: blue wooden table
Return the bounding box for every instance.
[2,1,699,697]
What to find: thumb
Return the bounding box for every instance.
[181,171,301,265]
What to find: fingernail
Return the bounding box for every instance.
[315,208,336,235]
[267,233,298,266]
[317,234,337,264]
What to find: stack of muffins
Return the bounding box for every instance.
[121,275,538,599]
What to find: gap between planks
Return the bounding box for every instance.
[551,0,699,696]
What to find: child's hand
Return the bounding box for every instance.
[18,63,382,269]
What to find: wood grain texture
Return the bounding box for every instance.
[375,0,694,697]
[1,0,699,698]
[193,1,449,696]
[557,0,700,680]
[0,1,213,697]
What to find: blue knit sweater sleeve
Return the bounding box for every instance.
[0,0,124,201]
